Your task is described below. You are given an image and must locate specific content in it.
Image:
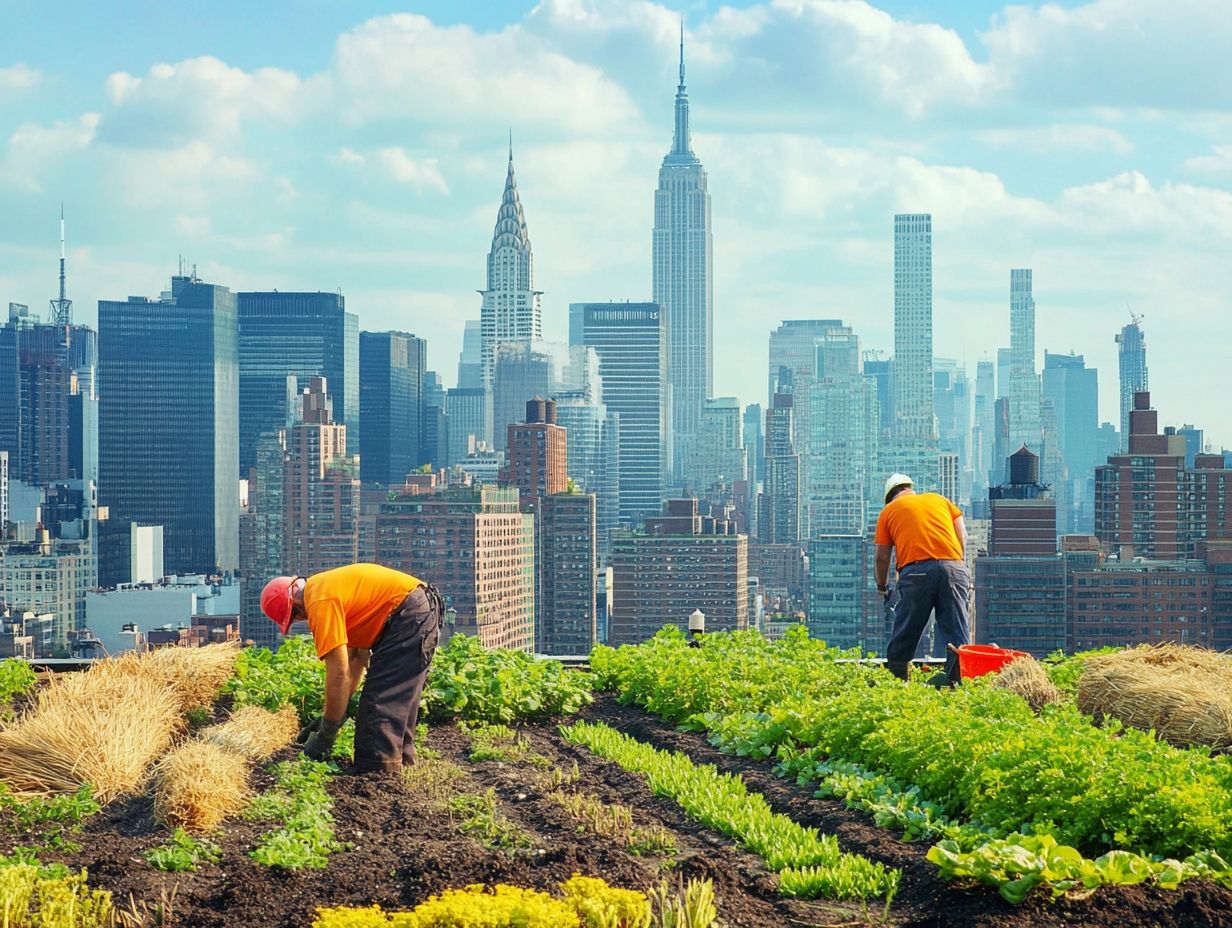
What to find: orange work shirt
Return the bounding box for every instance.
[303,563,423,659]
[874,492,964,568]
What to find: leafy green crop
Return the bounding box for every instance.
[562,721,898,901]
[427,634,594,724]
[145,828,222,872]
[247,758,344,869]
[0,658,36,703]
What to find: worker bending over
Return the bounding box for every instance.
[874,474,970,685]
[260,563,444,772]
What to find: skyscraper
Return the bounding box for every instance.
[760,382,800,545]
[492,339,570,452]
[1116,319,1148,452]
[445,386,492,466]
[1042,352,1098,533]
[480,144,542,396]
[283,377,360,577]
[972,359,996,499]
[506,398,568,500]
[569,302,666,529]
[686,397,744,494]
[893,214,934,442]
[237,291,358,476]
[358,331,425,486]
[457,319,483,389]
[99,274,239,579]
[653,28,712,486]
[1008,269,1041,455]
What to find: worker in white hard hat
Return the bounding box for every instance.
[873,473,970,685]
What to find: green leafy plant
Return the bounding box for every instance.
[145,828,222,872]
[0,658,37,703]
[561,721,897,901]
[247,757,344,869]
[447,790,532,853]
[464,722,551,767]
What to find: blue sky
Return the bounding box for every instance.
[2,0,1230,448]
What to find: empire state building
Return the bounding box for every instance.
[652,27,712,487]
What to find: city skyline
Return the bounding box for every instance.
[2,1,1231,448]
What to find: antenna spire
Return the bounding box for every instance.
[679,16,685,89]
[50,204,72,326]
[508,127,513,162]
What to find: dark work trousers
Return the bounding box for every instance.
[885,560,971,684]
[353,583,443,773]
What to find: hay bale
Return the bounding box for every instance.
[992,654,1061,712]
[1076,644,1232,749]
[199,705,300,761]
[153,741,249,832]
[0,672,181,801]
[92,642,240,713]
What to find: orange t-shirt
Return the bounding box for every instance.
[303,563,423,658]
[874,492,964,567]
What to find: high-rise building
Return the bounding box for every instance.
[0,532,90,653]
[989,447,1055,556]
[237,292,357,476]
[0,450,7,527]
[283,377,359,577]
[99,274,238,580]
[807,534,866,648]
[1008,269,1041,456]
[610,499,747,645]
[480,145,542,396]
[934,362,971,505]
[554,392,619,561]
[1116,320,1148,453]
[653,30,712,485]
[420,371,447,469]
[1176,424,1204,469]
[1095,391,1232,560]
[240,423,287,649]
[768,320,850,537]
[972,359,996,501]
[685,397,743,494]
[996,348,1012,402]
[760,384,800,544]
[569,302,666,529]
[1042,352,1098,533]
[743,403,764,487]
[893,214,934,442]
[445,387,492,466]
[537,492,597,655]
[492,339,571,452]
[457,319,483,390]
[358,331,425,486]
[376,484,535,651]
[506,398,568,500]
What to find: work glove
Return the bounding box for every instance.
[303,717,343,761]
[297,716,321,745]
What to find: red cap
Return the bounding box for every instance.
[260,576,299,635]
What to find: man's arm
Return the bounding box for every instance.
[875,544,893,592]
[953,515,967,558]
[347,648,370,698]
[321,645,352,722]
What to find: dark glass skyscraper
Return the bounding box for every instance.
[359,331,426,486]
[99,275,239,579]
[237,292,358,475]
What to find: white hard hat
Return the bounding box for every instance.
[884,473,914,504]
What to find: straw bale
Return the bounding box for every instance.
[0,672,181,802]
[153,741,249,832]
[199,705,300,761]
[991,654,1061,712]
[90,642,240,713]
[1076,644,1232,749]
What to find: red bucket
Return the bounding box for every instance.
[957,644,1030,679]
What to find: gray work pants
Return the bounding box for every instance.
[353,583,443,773]
[886,559,970,683]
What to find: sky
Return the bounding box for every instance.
[1,0,1230,449]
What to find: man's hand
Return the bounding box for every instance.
[303,717,343,761]
[297,716,321,745]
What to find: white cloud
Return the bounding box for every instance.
[0,63,41,94]
[375,148,449,194]
[982,0,1232,109]
[1184,144,1232,175]
[102,140,263,210]
[331,13,640,134]
[975,124,1134,155]
[2,113,99,192]
[333,147,365,166]
[99,56,308,146]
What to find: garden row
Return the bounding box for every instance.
[590,627,1232,901]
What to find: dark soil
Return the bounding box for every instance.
[2,695,1231,927]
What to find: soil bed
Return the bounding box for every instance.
[2,695,1231,927]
